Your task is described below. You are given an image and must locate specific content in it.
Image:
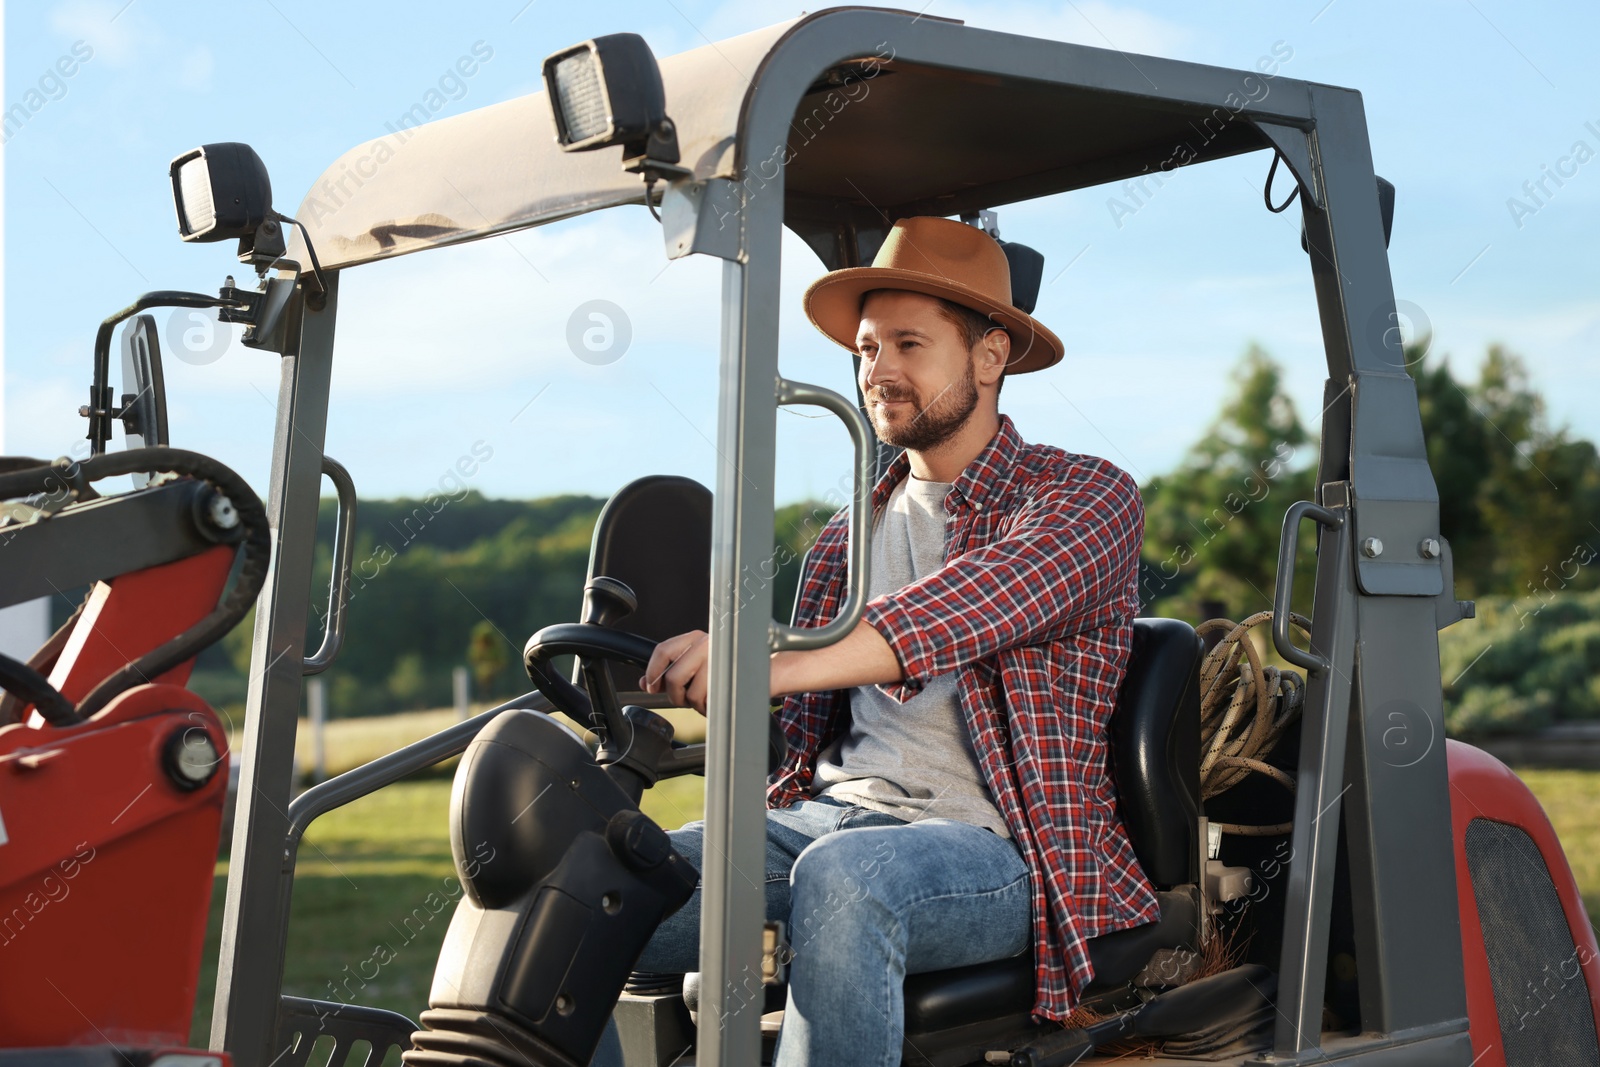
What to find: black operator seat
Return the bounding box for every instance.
[578,474,713,700]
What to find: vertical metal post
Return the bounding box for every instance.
[1304,82,1469,1042]
[210,276,340,1066]
[1342,591,1465,1035]
[698,247,782,1067]
[1272,82,1469,1057]
[1271,486,1356,1057]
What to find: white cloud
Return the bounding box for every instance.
[49,0,160,69]
[48,2,216,93]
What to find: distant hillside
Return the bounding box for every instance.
[193,490,842,719]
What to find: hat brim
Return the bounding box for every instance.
[803,266,1064,374]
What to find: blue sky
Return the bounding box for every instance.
[4,0,1596,508]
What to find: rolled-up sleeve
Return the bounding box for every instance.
[860,461,1142,703]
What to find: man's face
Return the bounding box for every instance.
[856,290,982,452]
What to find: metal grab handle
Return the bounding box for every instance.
[304,455,356,675]
[769,376,874,652]
[1272,499,1344,673]
[284,689,553,864]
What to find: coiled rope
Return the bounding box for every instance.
[1197,611,1309,836]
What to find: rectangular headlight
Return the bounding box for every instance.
[168,143,274,243]
[552,49,611,145]
[542,34,668,155]
[174,154,217,238]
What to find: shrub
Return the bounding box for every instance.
[1442,590,1600,736]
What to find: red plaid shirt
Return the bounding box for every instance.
[768,414,1161,1020]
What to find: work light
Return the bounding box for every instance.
[543,33,680,168]
[169,142,274,243]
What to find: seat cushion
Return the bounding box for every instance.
[680,890,1199,1035]
[903,888,1199,1034]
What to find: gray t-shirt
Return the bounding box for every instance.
[809,473,1010,837]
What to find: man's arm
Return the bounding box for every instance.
[638,618,900,714]
[641,460,1139,713]
[769,618,900,697]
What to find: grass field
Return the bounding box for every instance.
[1516,768,1600,922]
[190,724,1600,1048]
[189,755,706,1046]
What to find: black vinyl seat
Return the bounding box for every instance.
[578,474,713,699]
[1109,617,1204,889]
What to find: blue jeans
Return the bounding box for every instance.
[591,796,1032,1067]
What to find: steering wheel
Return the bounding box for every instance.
[521,577,788,793]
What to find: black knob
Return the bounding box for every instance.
[605,809,671,871]
[582,576,638,627]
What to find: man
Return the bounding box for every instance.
[628,215,1158,1065]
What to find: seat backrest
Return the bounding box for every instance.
[579,475,713,696]
[1109,617,1203,889]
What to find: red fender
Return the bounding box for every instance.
[1448,739,1600,1066]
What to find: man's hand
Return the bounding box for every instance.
[640,620,903,715]
[639,630,711,714]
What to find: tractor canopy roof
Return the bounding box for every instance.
[288,7,1331,272]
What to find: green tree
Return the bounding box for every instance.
[1408,342,1600,598]
[1408,341,1495,590]
[773,498,838,624]
[386,653,431,711]
[1140,345,1317,619]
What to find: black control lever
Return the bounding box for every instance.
[581,575,638,627]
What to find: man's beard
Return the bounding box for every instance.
[868,358,979,452]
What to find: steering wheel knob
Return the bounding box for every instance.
[582,576,639,627]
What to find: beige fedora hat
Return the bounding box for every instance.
[803,215,1063,374]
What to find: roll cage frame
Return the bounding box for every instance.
[209,8,1471,1066]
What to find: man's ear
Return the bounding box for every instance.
[976,328,1009,388]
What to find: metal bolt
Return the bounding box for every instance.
[206,493,240,530]
[1361,537,1384,558]
[1419,537,1441,559]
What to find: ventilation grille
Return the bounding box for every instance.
[1464,817,1600,1064]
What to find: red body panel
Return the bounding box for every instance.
[1447,739,1600,1067]
[0,685,228,1047]
[0,547,236,1050]
[47,545,236,705]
